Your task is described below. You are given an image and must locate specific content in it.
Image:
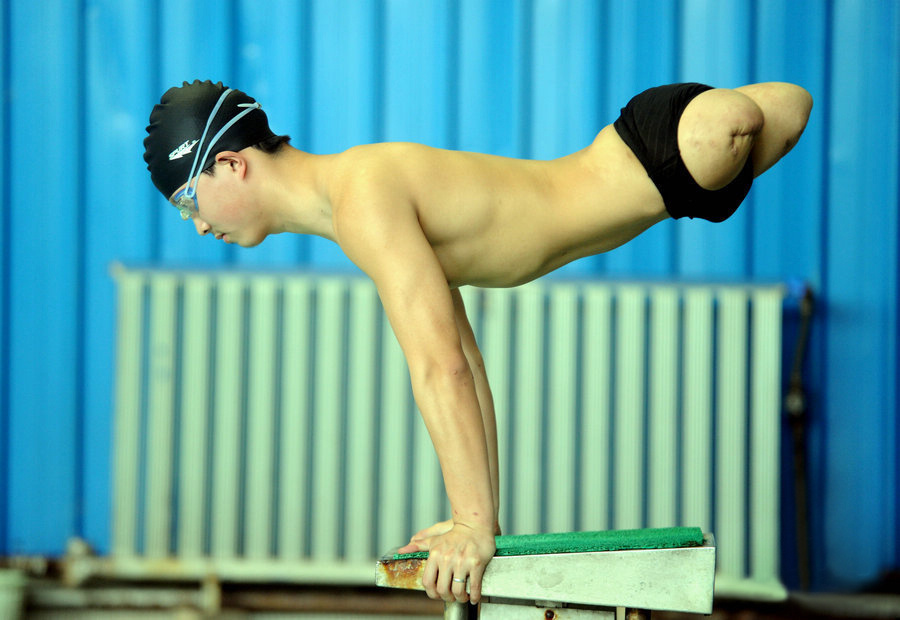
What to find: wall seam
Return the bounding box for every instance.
[0,0,11,556]
[73,0,88,541]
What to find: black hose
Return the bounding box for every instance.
[785,285,814,590]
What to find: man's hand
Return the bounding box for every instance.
[397,521,496,604]
[403,518,501,548]
[401,518,455,549]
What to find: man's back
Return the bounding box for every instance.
[327,124,667,289]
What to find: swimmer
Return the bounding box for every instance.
[144,79,812,605]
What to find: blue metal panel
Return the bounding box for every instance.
[680,0,755,84]
[530,0,605,278]
[677,0,755,279]
[306,0,384,270]
[529,0,579,160]
[823,0,900,588]
[457,0,524,157]
[7,0,83,554]
[748,3,833,586]
[750,0,828,283]
[0,0,10,555]
[82,0,171,556]
[0,0,898,591]
[382,0,455,146]
[89,1,162,265]
[603,0,680,276]
[233,0,312,267]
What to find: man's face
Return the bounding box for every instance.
[168,167,266,247]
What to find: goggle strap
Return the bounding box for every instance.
[185,88,235,198]
[189,102,262,195]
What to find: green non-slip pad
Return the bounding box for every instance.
[393,526,704,560]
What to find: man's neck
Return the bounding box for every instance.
[255,146,338,242]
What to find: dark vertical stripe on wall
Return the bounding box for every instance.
[743,1,758,275]
[517,0,534,159]
[445,1,460,151]
[73,0,88,540]
[296,2,313,151]
[222,0,240,267]
[668,0,684,273]
[0,0,10,554]
[892,102,900,570]
[297,2,313,265]
[890,2,900,571]
[814,9,833,590]
[818,0,834,293]
[229,0,241,82]
[672,0,683,80]
[372,0,387,142]
[893,9,900,567]
[148,2,162,261]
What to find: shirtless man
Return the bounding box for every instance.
[144,80,812,605]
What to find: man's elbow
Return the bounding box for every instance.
[413,352,473,390]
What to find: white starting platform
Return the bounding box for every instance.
[376,528,716,619]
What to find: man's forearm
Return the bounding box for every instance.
[412,363,496,530]
[451,289,501,531]
[468,356,500,532]
[452,289,500,534]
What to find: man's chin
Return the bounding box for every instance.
[236,235,266,248]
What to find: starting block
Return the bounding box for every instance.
[376,527,716,619]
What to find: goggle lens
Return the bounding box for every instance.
[171,188,198,220]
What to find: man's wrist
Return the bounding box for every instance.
[453,518,496,535]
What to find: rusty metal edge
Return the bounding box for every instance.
[375,556,426,591]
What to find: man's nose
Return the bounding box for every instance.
[193,216,211,236]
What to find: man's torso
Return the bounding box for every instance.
[330,124,668,288]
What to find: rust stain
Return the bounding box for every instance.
[375,557,426,591]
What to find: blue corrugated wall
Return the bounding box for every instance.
[0,0,897,592]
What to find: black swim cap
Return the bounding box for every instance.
[143,80,276,198]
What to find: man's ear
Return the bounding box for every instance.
[214,151,247,179]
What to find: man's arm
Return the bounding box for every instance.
[452,289,501,534]
[407,290,501,543]
[335,167,495,604]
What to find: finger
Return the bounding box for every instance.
[468,562,486,605]
[404,520,452,550]
[451,573,470,604]
[422,555,439,600]
[396,540,424,554]
[413,521,450,543]
[435,562,455,602]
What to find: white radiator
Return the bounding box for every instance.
[107,266,786,598]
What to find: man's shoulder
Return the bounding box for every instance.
[334,141,426,168]
[330,142,427,205]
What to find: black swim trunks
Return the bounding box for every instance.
[614,83,754,222]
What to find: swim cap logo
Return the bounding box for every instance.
[169,139,199,161]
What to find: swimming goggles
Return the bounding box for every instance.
[170,88,261,220]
